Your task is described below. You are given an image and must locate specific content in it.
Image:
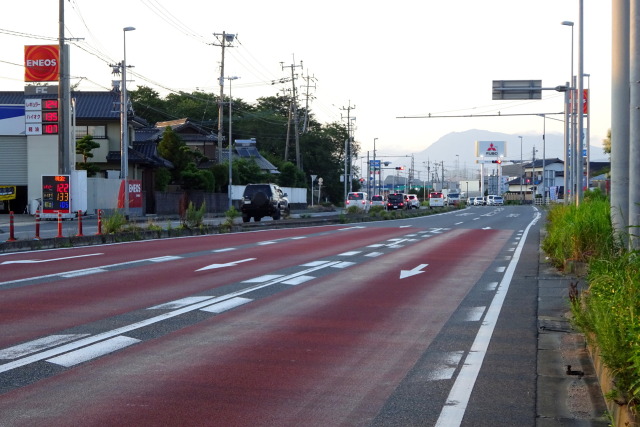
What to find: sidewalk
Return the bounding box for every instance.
[536,230,609,425]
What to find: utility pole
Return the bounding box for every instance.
[301,71,316,134]
[340,101,356,197]
[213,31,236,164]
[281,59,303,169]
[58,0,70,174]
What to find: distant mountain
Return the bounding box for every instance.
[382,129,607,180]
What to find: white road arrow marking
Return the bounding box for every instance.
[0,253,103,265]
[196,258,255,272]
[399,263,429,279]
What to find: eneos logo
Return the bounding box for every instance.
[24,45,59,82]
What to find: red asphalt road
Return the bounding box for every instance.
[0,226,512,426]
[0,225,419,347]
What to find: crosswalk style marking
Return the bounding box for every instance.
[201,297,252,313]
[148,256,182,262]
[242,274,283,283]
[365,252,383,258]
[462,306,486,322]
[282,275,315,285]
[0,335,89,360]
[61,268,107,278]
[338,251,361,256]
[47,336,140,367]
[148,296,214,310]
[427,351,464,381]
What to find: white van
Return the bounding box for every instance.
[428,192,445,208]
[486,195,504,206]
[345,192,370,211]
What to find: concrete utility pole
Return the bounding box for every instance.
[627,0,640,250]
[58,0,70,174]
[213,32,235,164]
[301,71,316,134]
[611,0,630,245]
[340,101,356,198]
[281,59,303,169]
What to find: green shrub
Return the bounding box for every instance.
[542,197,618,268]
[572,252,640,408]
[103,211,128,234]
[183,201,206,229]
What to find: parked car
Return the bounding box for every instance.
[474,197,485,206]
[386,193,407,210]
[486,195,504,206]
[370,194,385,207]
[241,183,289,222]
[345,191,370,211]
[406,194,420,209]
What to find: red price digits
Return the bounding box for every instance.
[56,183,69,192]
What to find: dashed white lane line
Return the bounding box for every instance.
[47,336,140,367]
[495,266,506,273]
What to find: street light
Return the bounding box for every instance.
[227,76,239,210]
[518,136,523,203]
[121,26,135,218]
[562,20,574,204]
[373,138,378,195]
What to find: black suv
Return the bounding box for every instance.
[241,183,289,222]
[386,193,407,210]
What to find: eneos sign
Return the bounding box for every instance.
[24,45,59,82]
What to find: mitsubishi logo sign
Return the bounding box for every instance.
[476,141,506,157]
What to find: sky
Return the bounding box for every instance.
[0,0,612,161]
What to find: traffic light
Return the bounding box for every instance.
[491,160,502,164]
[395,166,405,170]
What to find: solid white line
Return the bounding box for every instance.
[435,211,540,427]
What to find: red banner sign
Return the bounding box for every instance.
[24,45,59,82]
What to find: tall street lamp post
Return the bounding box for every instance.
[562,20,574,204]
[227,76,239,210]
[518,136,523,203]
[121,26,135,218]
[373,137,378,195]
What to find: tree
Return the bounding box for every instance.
[603,128,611,155]
[75,135,101,177]
[157,127,190,182]
[180,162,214,191]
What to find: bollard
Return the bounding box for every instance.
[96,209,103,235]
[6,211,17,242]
[56,212,63,238]
[76,210,84,237]
[34,209,41,240]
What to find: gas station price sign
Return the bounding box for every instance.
[42,175,71,214]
